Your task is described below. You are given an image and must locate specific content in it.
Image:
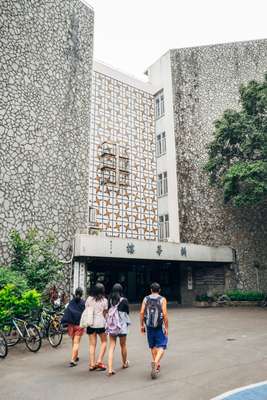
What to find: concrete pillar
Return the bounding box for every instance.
[73,261,87,296]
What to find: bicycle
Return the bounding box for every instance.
[0,331,8,358]
[34,308,63,348]
[3,316,42,352]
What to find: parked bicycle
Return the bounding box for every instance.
[34,307,63,348]
[3,316,42,352]
[0,331,8,358]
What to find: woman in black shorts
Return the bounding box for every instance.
[85,283,108,371]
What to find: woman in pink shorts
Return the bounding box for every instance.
[62,287,85,367]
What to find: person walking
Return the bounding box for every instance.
[61,287,85,367]
[86,283,108,371]
[140,282,168,379]
[106,283,130,376]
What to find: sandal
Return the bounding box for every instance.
[151,361,157,379]
[96,362,107,371]
[107,370,116,377]
[89,365,97,371]
[122,360,130,369]
[69,361,77,368]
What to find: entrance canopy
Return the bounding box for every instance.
[74,234,233,263]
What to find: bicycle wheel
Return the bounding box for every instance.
[4,325,20,347]
[0,333,8,358]
[48,320,63,348]
[24,323,42,352]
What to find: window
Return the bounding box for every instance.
[119,172,129,186]
[162,132,166,153]
[159,214,169,241]
[157,173,163,196]
[102,169,116,184]
[157,171,168,196]
[89,207,96,224]
[163,171,168,194]
[155,90,165,119]
[101,142,116,155]
[156,132,166,157]
[102,156,116,169]
[119,157,129,171]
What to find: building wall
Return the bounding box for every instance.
[146,52,180,243]
[89,63,158,240]
[0,0,94,263]
[170,39,267,291]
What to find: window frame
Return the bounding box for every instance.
[158,213,169,241]
[156,132,167,157]
[155,90,165,120]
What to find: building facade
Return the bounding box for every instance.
[0,0,94,282]
[74,60,234,303]
[146,39,267,302]
[88,62,158,241]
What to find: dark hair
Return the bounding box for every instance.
[93,283,105,301]
[109,283,123,306]
[74,287,83,302]
[150,282,161,293]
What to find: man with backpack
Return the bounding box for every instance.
[140,282,168,379]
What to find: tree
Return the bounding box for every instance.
[204,73,267,207]
[9,229,63,293]
[0,266,28,294]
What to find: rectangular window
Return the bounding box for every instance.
[165,214,169,238]
[156,132,166,157]
[162,132,166,154]
[158,171,167,196]
[89,207,96,224]
[102,156,116,169]
[157,173,163,196]
[155,98,160,119]
[159,214,169,241]
[155,90,165,119]
[163,171,168,195]
[103,169,116,184]
[119,172,129,186]
[160,94,165,115]
[119,157,129,171]
[159,215,164,240]
[156,134,162,156]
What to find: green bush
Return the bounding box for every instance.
[0,266,28,293]
[226,290,265,301]
[9,229,63,293]
[0,284,41,325]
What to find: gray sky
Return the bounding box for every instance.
[88,0,267,80]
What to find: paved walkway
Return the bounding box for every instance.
[1,308,267,400]
[212,382,267,399]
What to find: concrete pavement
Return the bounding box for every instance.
[1,307,267,400]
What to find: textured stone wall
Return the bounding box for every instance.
[171,40,267,291]
[0,1,94,263]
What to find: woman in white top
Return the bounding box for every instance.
[85,283,108,371]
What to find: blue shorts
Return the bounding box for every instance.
[146,327,168,349]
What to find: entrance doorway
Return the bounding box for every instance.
[86,258,181,303]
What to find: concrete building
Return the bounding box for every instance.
[73,60,234,303]
[73,39,267,304]
[0,0,94,289]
